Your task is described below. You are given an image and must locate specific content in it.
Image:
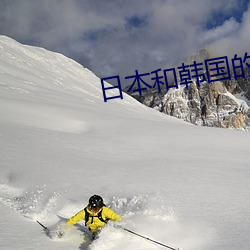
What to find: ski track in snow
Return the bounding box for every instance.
[0,99,91,134]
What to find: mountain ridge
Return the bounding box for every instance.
[124,48,250,130]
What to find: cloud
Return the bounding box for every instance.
[208,3,250,59]
[199,18,240,46]
[0,0,249,87]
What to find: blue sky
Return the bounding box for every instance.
[0,0,249,88]
[206,0,249,28]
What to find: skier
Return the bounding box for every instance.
[66,194,121,239]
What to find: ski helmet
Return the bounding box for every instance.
[89,195,104,210]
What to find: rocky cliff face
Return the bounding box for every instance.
[156,80,250,129]
[124,49,250,130]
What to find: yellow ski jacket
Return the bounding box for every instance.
[67,206,121,233]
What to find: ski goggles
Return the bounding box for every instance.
[89,205,101,212]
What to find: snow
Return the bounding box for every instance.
[234,93,250,107]
[0,35,250,250]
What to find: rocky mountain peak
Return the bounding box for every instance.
[124,48,250,130]
[184,48,210,64]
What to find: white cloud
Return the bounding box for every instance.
[200,18,240,46]
[208,3,250,59]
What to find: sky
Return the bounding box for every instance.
[0,0,250,88]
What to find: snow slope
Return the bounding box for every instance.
[0,36,249,250]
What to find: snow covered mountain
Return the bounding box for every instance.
[124,49,250,130]
[0,36,250,250]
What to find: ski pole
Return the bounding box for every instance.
[37,220,48,231]
[122,227,180,250]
